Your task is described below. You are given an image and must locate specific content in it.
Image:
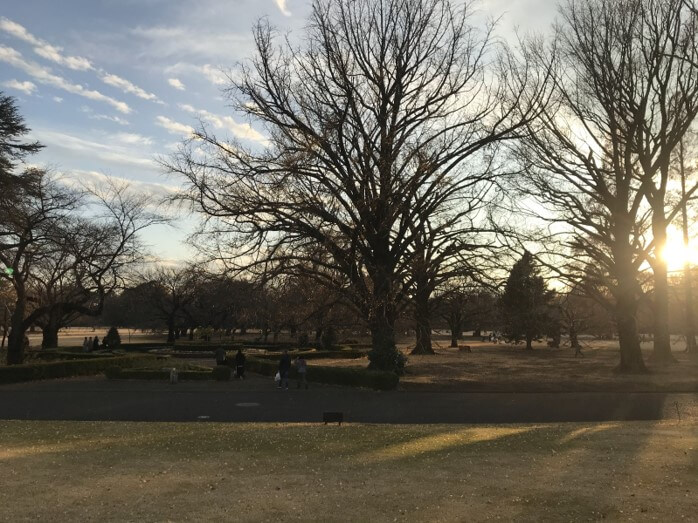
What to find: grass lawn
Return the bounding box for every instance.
[314,338,698,393]
[0,420,695,522]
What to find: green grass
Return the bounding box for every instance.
[0,420,695,521]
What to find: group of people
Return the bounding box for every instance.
[214,347,308,388]
[82,336,102,352]
[277,349,308,390]
[216,347,247,379]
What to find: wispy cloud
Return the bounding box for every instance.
[101,72,161,103]
[155,116,195,137]
[0,16,93,71]
[167,78,185,90]
[0,45,131,113]
[32,128,156,170]
[179,103,267,144]
[0,17,162,105]
[164,62,229,87]
[275,0,292,17]
[53,96,63,103]
[2,78,36,95]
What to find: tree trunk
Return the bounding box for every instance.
[570,322,580,349]
[166,316,176,344]
[188,326,194,341]
[615,286,647,373]
[651,213,674,364]
[367,269,400,371]
[679,140,697,354]
[1,306,8,349]
[525,333,533,350]
[7,296,27,365]
[41,323,59,349]
[411,284,434,355]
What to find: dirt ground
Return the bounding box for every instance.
[307,336,698,392]
[0,420,695,522]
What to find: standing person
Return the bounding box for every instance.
[92,336,99,352]
[82,336,90,353]
[278,349,291,390]
[295,354,308,389]
[235,348,246,379]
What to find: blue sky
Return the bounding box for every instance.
[0,0,556,264]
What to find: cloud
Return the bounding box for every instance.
[178,103,267,144]
[167,78,186,91]
[1,17,161,105]
[114,132,154,146]
[2,79,36,95]
[0,17,93,71]
[91,113,130,126]
[275,0,292,16]
[53,96,63,103]
[155,116,195,137]
[0,45,131,114]
[100,72,161,103]
[32,128,157,170]
[164,62,230,88]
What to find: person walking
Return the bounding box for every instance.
[295,354,308,389]
[235,348,246,379]
[278,349,291,390]
[92,335,99,352]
[82,336,90,353]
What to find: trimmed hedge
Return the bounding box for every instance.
[30,350,120,361]
[106,368,213,381]
[252,349,368,361]
[244,357,398,391]
[0,354,157,385]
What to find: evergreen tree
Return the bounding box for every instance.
[500,252,553,350]
[104,327,121,350]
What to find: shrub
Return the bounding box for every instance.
[0,354,156,384]
[212,365,231,381]
[244,357,398,390]
[106,369,213,381]
[297,332,310,347]
[104,327,121,350]
[320,326,338,351]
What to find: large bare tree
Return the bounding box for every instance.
[168,0,548,371]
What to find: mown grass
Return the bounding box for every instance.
[0,420,695,521]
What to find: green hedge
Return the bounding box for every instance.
[244,357,398,391]
[0,354,157,385]
[106,368,213,381]
[252,349,367,361]
[29,350,120,361]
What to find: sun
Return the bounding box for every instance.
[660,225,698,272]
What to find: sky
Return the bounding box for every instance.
[0,0,557,265]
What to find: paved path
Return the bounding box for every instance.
[1,376,697,424]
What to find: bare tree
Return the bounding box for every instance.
[168,0,548,371]
[136,266,199,344]
[27,181,164,348]
[0,170,80,363]
[514,0,698,372]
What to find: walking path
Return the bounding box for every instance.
[1,375,696,423]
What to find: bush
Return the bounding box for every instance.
[297,332,310,347]
[320,326,338,351]
[104,327,121,350]
[106,368,213,381]
[212,365,231,381]
[0,354,156,384]
[244,357,398,390]
[368,346,407,376]
[252,349,368,361]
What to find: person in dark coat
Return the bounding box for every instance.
[278,349,291,389]
[235,349,246,379]
[92,336,99,351]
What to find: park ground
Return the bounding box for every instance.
[0,419,696,522]
[1,330,697,521]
